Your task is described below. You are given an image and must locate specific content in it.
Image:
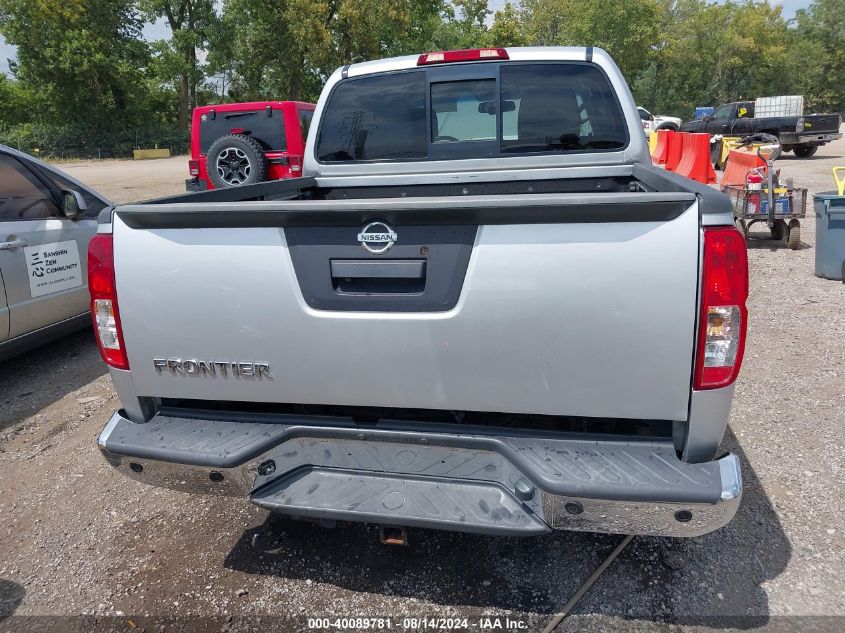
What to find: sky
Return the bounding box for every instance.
[0,1,814,76]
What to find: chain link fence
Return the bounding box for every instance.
[0,124,190,159]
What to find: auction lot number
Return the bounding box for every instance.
[308,618,471,630]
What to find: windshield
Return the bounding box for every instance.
[316,62,628,163]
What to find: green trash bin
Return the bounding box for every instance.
[815,192,845,281]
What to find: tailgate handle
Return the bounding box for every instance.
[331,259,425,280]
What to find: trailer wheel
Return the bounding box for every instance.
[787,220,801,250]
[793,144,818,158]
[207,134,268,188]
[735,217,748,239]
[770,219,787,241]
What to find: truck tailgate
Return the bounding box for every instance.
[113,192,701,421]
[805,114,841,133]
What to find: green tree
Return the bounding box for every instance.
[210,0,443,103]
[486,2,526,47]
[521,0,660,79]
[792,0,845,111]
[0,0,150,127]
[640,1,792,118]
[0,74,32,126]
[140,1,218,129]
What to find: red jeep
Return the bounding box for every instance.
[186,101,315,191]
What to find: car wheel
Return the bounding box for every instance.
[207,134,268,188]
[792,144,818,158]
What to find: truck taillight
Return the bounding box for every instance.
[694,227,748,389]
[88,234,129,370]
[188,159,200,176]
[417,48,508,65]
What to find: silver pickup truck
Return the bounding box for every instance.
[93,47,747,540]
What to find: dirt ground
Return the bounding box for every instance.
[0,136,843,632]
[55,156,189,203]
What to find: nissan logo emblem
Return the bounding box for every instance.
[357,221,397,254]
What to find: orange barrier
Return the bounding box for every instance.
[675,133,717,184]
[664,131,685,171]
[651,129,672,164]
[721,149,766,188]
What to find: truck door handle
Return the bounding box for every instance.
[330,260,425,280]
[0,238,28,250]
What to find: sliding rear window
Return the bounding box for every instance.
[316,62,628,163]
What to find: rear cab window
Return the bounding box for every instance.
[431,80,497,142]
[316,72,427,162]
[316,62,628,163]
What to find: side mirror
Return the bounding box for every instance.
[61,190,87,219]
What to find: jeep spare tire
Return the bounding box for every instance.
[207,134,268,188]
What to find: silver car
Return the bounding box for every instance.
[0,145,108,361]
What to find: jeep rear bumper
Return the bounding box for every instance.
[185,177,208,192]
[98,409,741,538]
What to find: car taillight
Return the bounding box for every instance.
[88,234,129,369]
[417,48,508,65]
[188,159,200,176]
[694,227,748,389]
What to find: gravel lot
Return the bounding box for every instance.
[1,137,843,632]
[56,156,189,203]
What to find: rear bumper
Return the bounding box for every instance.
[780,132,842,145]
[98,409,741,538]
[798,132,841,144]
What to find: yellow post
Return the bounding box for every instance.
[833,167,845,196]
[133,148,171,159]
[648,131,658,155]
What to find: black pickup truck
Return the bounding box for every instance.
[681,101,842,158]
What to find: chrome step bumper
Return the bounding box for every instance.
[98,409,742,537]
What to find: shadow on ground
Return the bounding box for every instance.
[223,428,789,628]
[0,328,105,431]
[0,578,24,619]
[745,233,808,251]
[779,154,841,161]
